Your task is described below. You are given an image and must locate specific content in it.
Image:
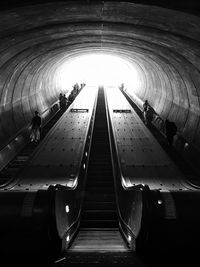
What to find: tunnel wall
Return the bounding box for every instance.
[127,48,200,148]
[0,2,200,166]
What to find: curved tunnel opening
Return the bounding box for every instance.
[55,53,141,89]
[1,2,200,265]
[0,1,200,177]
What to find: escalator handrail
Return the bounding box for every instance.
[104,89,138,237]
[61,87,99,246]
[104,88,140,192]
[105,88,147,245]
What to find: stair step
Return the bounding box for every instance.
[63,253,137,267]
[0,174,12,179]
[16,155,28,159]
[85,194,115,202]
[9,162,23,166]
[13,159,26,163]
[22,149,33,153]
[86,174,113,180]
[87,180,113,186]
[80,220,118,228]
[89,155,110,159]
[88,169,112,173]
[86,187,114,193]
[85,190,115,196]
[83,201,116,210]
[88,161,111,165]
[4,169,18,174]
[68,230,128,252]
[78,229,120,234]
[86,185,114,190]
[76,235,123,240]
[78,88,119,242]
[0,178,10,183]
[6,165,19,169]
[82,210,117,220]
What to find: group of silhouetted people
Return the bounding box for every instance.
[143,99,177,147]
[30,88,177,148]
[29,83,86,144]
[59,83,85,110]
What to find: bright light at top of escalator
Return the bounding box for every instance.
[57,54,140,90]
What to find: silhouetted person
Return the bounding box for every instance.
[143,100,149,124]
[30,111,42,142]
[119,83,124,91]
[61,94,67,110]
[68,92,74,104]
[165,119,177,146]
[75,82,79,91]
[145,106,154,125]
[59,93,63,109]
[80,83,85,89]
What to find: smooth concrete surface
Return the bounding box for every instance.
[0,1,200,166]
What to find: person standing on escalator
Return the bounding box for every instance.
[30,111,42,143]
[165,119,177,147]
[143,100,149,124]
[59,93,63,109]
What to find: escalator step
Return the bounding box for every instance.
[88,162,111,167]
[87,180,113,186]
[82,210,117,220]
[16,156,28,159]
[0,175,11,179]
[86,178,113,183]
[80,220,118,228]
[8,163,22,168]
[12,159,26,163]
[86,187,114,193]
[87,171,112,176]
[80,88,118,232]
[83,201,116,210]
[86,191,114,196]
[4,168,18,173]
[85,193,115,202]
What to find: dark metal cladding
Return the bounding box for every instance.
[0,186,60,266]
[136,187,200,266]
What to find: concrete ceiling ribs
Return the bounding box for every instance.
[0,1,200,155]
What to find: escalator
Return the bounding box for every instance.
[62,87,142,266]
[120,88,200,188]
[0,97,76,188]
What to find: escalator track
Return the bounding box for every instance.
[62,87,141,266]
[0,102,72,188]
[120,89,200,189]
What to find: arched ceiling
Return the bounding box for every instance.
[0,1,200,154]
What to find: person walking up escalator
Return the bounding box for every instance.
[165,119,177,147]
[30,111,42,143]
[143,100,149,124]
